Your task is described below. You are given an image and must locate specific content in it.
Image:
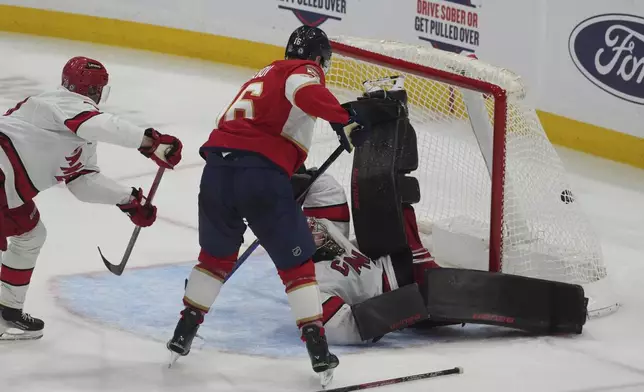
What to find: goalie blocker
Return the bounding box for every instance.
[347,78,588,336]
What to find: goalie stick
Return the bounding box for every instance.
[224,145,345,283]
[99,167,166,276]
[315,366,463,392]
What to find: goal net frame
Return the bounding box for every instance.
[311,37,619,318]
[330,39,508,273]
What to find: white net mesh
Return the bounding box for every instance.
[305,37,618,317]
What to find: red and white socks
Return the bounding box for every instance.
[402,205,440,286]
[277,259,324,333]
[0,221,46,310]
[182,249,237,315]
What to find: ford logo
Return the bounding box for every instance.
[569,14,644,105]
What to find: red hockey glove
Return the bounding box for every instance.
[139,128,183,169]
[117,187,157,227]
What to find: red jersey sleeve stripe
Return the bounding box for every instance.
[0,265,34,287]
[322,296,346,325]
[64,169,98,184]
[0,132,39,202]
[304,203,350,222]
[64,111,102,134]
[3,97,29,116]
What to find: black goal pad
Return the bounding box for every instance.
[423,268,588,334]
[349,97,420,260]
[352,283,429,341]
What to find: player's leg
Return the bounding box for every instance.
[0,201,46,340]
[167,154,245,356]
[402,204,439,286]
[238,162,338,374]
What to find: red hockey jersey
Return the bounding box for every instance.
[202,59,349,176]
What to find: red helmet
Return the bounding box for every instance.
[62,57,109,104]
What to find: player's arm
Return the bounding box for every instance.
[62,105,182,169]
[65,150,157,227]
[285,66,368,152]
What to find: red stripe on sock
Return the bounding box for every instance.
[382,271,392,293]
[197,248,238,280]
[0,265,33,286]
[278,259,317,292]
[403,205,424,250]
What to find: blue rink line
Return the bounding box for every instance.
[52,254,464,358]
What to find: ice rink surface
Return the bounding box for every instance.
[0,32,644,392]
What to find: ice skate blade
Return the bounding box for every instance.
[319,368,335,388]
[168,351,181,368]
[0,329,43,341]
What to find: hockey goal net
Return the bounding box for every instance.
[305,37,619,318]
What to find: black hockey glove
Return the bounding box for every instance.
[331,107,369,153]
[291,166,320,200]
[291,172,313,200]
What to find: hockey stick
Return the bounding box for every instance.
[315,366,463,392]
[99,167,166,276]
[223,145,345,282]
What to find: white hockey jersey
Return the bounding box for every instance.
[0,88,147,208]
[302,171,350,239]
[314,218,399,345]
[303,173,399,345]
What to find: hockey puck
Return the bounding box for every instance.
[560,189,575,204]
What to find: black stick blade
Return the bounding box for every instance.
[98,246,125,276]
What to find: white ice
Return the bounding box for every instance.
[1,32,644,392]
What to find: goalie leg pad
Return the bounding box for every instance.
[352,283,429,341]
[351,99,419,260]
[423,268,588,334]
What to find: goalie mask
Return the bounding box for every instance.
[307,217,345,262]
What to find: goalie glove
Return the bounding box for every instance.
[291,166,323,200]
[138,128,183,169]
[291,172,313,200]
[117,187,157,227]
[331,108,368,153]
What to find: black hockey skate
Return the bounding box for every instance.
[166,307,202,367]
[0,304,44,341]
[301,324,339,387]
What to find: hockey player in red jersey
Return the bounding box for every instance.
[167,25,368,384]
[0,56,182,340]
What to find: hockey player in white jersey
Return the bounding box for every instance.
[0,56,183,340]
[300,171,438,345]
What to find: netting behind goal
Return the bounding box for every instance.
[304,37,618,317]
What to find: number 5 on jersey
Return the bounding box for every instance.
[216,82,263,124]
